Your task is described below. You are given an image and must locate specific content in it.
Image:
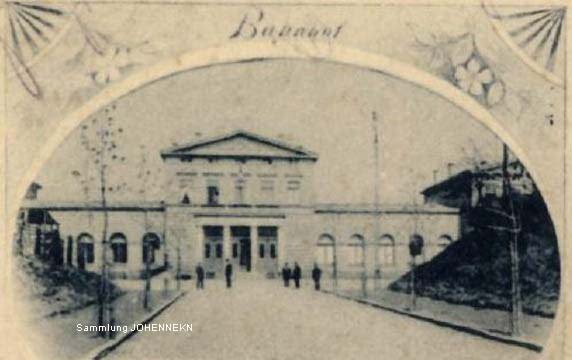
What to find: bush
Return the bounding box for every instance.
[389,194,560,317]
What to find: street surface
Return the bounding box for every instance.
[105,278,537,360]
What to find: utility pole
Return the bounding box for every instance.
[332,235,338,293]
[332,213,340,294]
[140,147,152,311]
[372,111,382,293]
[502,144,522,336]
[176,230,181,291]
[408,169,423,312]
[97,119,114,339]
[143,237,151,310]
[410,255,416,310]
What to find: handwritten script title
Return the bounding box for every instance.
[230,9,345,42]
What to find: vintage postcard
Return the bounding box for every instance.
[0,1,570,360]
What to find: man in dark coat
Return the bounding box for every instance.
[312,263,322,291]
[225,259,233,288]
[293,262,302,289]
[195,263,205,290]
[281,263,291,287]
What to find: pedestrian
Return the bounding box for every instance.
[312,263,322,291]
[195,263,205,290]
[225,259,233,288]
[281,262,291,287]
[293,262,302,289]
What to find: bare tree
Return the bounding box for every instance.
[472,145,522,336]
[75,103,127,338]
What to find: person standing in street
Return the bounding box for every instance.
[312,263,322,291]
[195,263,205,290]
[281,263,291,287]
[293,262,302,289]
[225,259,233,288]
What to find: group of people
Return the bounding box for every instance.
[282,262,323,290]
[195,259,233,289]
[194,260,323,291]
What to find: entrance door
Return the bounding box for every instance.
[239,238,251,271]
[257,226,279,276]
[231,226,251,272]
[203,226,224,275]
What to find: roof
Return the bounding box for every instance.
[160,130,318,161]
[27,208,58,225]
[21,201,165,212]
[21,201,458,215]
[421,170,473,198]
[421,160,528,198]
[314,203,459,215]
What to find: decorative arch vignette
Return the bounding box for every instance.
[5,41,564,359]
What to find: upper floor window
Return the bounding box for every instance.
[260,179,275,203]
[207,186,219,205]
[287,180,301,191]
[234,178,246,204]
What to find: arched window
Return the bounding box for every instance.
[77,233,95,269]
[378,234,395,267]
[347,234,365,266]
[316,234,335,266]
[110,233,128,263]
[142,233,160,264]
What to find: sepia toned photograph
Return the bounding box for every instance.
[0,2,568,360]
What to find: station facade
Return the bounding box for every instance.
[21,131,459,281]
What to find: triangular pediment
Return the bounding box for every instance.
[161,131,317,160]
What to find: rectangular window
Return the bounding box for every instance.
[179,177,193,190]
[287,180,301,191]
[203,226,223,238]
[204,244,211,259]
[259,244,265,258]
[260,179,275,203]
[258,226,277,238]
[234,178,246,204]
[270,244,277,259]
[260,179,275,190]
[207,186,219,205]
[232,243,238,258]
[216,243,223,258]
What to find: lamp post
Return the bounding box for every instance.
[372,111,382,293]
[332,237,338,293]
[143,238,151,310]
[408,235,424,311]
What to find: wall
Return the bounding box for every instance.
[164,157,315,206]
[48,208,166,278]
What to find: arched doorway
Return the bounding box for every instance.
[142,233,161,264]
[110,233,128,264]
[377,234,396,267]
[316,234,335,273]
[76,233,94,270]
[339,234,365,280]
[426,234,453,260]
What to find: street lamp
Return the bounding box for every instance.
[408,235,424,311]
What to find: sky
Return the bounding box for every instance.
[35,59,505,205]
